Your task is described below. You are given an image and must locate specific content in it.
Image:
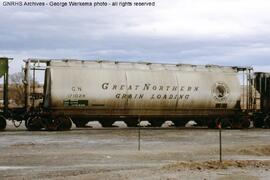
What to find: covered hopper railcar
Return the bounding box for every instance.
[22,59,251,130]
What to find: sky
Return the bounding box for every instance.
[0,0,270,74]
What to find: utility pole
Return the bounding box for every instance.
[138,117,141,151]
[218,121,222,162]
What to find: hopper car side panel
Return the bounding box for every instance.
[44,62,241,119]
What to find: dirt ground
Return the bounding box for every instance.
[0,121,270,180]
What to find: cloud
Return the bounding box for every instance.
[1,0,270,73]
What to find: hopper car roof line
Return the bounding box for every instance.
[254,72,270,77]
[24,58,253,72]
[0,57,13,60]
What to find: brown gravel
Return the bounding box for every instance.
[163,160,270,171]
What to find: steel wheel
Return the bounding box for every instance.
[0,116,7,130]
[100,120,115,127]
[25,116,43,131]
[125,121,138,127]
[149,120,164,127]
